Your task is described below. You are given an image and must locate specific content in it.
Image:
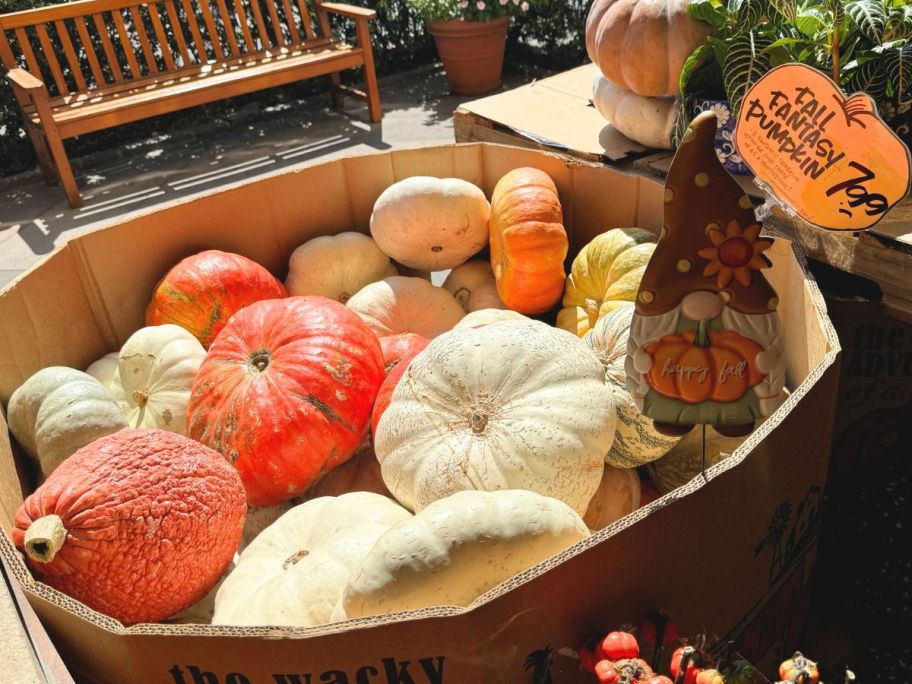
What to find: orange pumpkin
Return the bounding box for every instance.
[779,653,819,684]
[645,330,764,404]
[489,168,568,314]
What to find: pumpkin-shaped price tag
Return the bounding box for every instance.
[734,63,911,232]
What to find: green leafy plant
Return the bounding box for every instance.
[394,0,539,23]
[676,0,912,145]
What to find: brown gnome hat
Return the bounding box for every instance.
[635,111,778,317]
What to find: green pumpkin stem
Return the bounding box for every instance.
[694,319,711,347]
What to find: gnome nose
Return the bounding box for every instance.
[681,291,724,321]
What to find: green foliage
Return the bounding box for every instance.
[392,0,542,22]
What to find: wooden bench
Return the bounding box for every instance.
[0,0,381,207]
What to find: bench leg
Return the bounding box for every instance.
[355,19,382,124]
[43,127,81,209]
[25,126,60,185]
[329,73,345,111]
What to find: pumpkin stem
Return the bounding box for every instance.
[694,319,711,347]
[249,351,271,373]
[470,411,488,434]
[132,389,149,408]
[24,515,67,564]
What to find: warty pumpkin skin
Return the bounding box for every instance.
[586,0,710,97]
[7,367,127,479]
[213,493,409,627]
[558,228,657,337]
[187,296,385,506]
[375,319,616,516]
[346,276,465,339]
[12,429,246,626]
[145,250,288,348]
[489,168,569,314]
[442,260,506,313]
[334,489,589,620]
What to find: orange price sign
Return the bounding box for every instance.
[734,63,911,232]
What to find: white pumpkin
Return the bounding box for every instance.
[85,352,119,389]
[334,489,589,621]
[108,324,206,434]
[593,76,675,150]
[585,303,680,467]
[583,465,641,530]
[375,319,616,516]
[443,261,506,313]
[285,232,398,304]
[370,177,491,271]
[7,367,127,479]
[453,308,529,329]
[346,276,465,338]
[212,493,411,627]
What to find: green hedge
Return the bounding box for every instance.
[0,0,589,178]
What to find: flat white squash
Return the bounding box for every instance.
[592,75,675,150]
[346,276,465,338]
[453,308,529,329]
[85,352,119,389]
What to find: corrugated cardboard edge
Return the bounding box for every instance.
[0,142,840,642]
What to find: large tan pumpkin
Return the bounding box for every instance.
[586,0,710,97]
[584,465,641,530]
[346,276,465,338]
[593,75,675,150]
[370,177,491,271]
[334,490,589,621]
[585,303,680,467]
[375,319,616,516]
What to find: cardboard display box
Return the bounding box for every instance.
[0,143,839,684]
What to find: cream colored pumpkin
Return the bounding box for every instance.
[583,465,641,530]
[85,352,119,389]
[108,324,206,434]
[557,228,657,337]
[304,442,391,500]
[585,303,680,467]
[647,427,747,494]
[370,177,491,271]
[212,493,411,627]
[334,489,589,620]
[453,308,529,329]
[7,367,127,479]
[592,76,675,150]
[375,319,615,516]
[285,232,398,304]
[443,261,506,313]
[346,276,465,338]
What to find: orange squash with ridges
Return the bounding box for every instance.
[489,168,568,314]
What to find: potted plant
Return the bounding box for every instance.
[402,0,536,95]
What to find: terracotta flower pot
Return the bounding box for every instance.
[428,17,510,96]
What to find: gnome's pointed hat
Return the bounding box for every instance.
[636,111,778,317]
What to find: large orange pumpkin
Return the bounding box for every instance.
[12,429,246,626]
[187,296,385,506]
[645,330,764,404]
[489,168,568,314]
[146,250,287,348]
[379,332,430,375]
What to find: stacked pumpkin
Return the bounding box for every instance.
[587,0,708,149]
[5,167,697,630]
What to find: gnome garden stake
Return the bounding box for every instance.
[625,111,786,438]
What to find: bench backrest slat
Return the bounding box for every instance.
[0,0,326,96]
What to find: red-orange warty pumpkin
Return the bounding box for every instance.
[187,296,385,506]
[371,340,428,441]
[489,168,568,314]
[379,333,430,375]
[145,250,287,348]
[12,429,246,626]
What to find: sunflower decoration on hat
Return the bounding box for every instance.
[624,111,787,438]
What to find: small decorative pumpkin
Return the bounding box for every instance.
[488,168,568,314]
[285,232,397,304]
[596,631,639,660]
[146,250,287,348]
[583,465,641,530]
[586,0,710,97]
[646,426,745,493]
[7,367,127,479]
[375,320,616,516]
[304,443,391,500]
[585,304,680,467]
[187,296,385,506]
[85,352,119,389]
[644,329,765,404]
[334,490,589,620]
[779,652,820,684]
[370,177,491,271]
[592,76,675,150]
[442,261,506,313]
[558,228,657,337]
[346,276,465,339]
[107,324,206,434]
[12,429,246,626]
[453,308,529,329]
[379,332,430,374]
[371,341,428,441]
[213,493,410,627]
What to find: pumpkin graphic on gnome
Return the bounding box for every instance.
[625,111,786,437]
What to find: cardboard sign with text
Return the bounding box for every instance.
[735,63,911,232]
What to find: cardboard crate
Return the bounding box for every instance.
[0,143,840,684]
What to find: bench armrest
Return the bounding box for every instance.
[319,2,377,20]
[6,67,44,93]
